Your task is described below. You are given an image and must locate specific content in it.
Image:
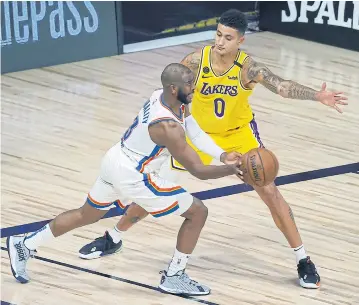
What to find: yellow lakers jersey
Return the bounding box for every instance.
[191,46,254,134]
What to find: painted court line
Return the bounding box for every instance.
[1,162,358,238]
[0,246,219,305]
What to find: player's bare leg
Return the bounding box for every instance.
[49,202,108,237]
[79,203,148,259]
[254,183,301,247]
[176,197,208,253]
[254,182,320,288]
[117,203,149,231]
[159,197,210,295]
[7,202,108,283]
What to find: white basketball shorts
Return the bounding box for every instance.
[86,144,193,218]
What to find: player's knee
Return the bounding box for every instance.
[181,197,208,224]
[127,203,149,218]
[256,183,279,200]
[201,204,209,224]
[78,208,96,225]
[78,203,106,225]
[256,183,286,210]
[192,198,208,224]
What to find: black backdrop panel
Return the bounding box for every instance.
[259,1,359,51]
[122,1,258,44]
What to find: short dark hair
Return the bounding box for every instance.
[161,63,192,88]
[219,9,248,35]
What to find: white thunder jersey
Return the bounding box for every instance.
[87,88,192,217]
[121,89,186,174]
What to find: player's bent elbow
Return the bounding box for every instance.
[194,173,209,180]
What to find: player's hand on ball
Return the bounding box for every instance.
[220,151,242,165]
[220,152,244,180]
[233,166,244,181]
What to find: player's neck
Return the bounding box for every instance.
[212,49,238,67]
[162,92,182,116]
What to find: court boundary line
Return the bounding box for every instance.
[1,162,358,238]
[0,246,219,305]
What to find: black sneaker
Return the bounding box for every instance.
[79,231,123,260]
[297,256,320,288]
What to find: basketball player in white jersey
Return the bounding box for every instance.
[7,63,243,296]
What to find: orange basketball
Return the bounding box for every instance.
[240,148,279,187]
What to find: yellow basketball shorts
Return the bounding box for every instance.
[171,117,264,170]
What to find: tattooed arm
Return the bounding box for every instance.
[180,50,202,117]
[242,57,348,112]
[243,57,318,100]
[180,50,202,78]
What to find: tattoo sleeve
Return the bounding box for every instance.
[245,58,318,101]
[180,51,201,77]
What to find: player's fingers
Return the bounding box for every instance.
[236,173,244,181]
[234,167,243,177]
[333,105,343,113]
[336,100,348,105]
[321,82,326,91]
[230,152,242,159]
[335,96,348,101]
[226,158,241,166]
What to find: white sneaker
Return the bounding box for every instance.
[158,270,210,296]
[7,235,36,284]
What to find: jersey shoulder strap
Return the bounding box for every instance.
[193,46,210,86]
[233,50,249,69]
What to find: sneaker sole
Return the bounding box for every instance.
[79,246,123,260]
[299,278,320,289]
[158,284,210,296]
[6,236,29,284]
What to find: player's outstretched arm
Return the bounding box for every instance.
[243,57,348,113]
[148,120,241,180]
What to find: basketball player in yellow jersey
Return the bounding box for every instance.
[176,46,260,167]
[78,9,348,289]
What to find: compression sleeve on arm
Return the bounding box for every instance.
[185,115,225,161]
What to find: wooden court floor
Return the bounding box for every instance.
[1,32,359,305]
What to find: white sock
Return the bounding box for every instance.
[108,226,124,244]
[167,248,190,276]
[24,224,55,251]
[294,244,307,264]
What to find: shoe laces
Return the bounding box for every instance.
[95,232,109,241]
[301,257,317,275]
[96,231,113,250]
[180,272,199,286]
[160,270,199,286]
